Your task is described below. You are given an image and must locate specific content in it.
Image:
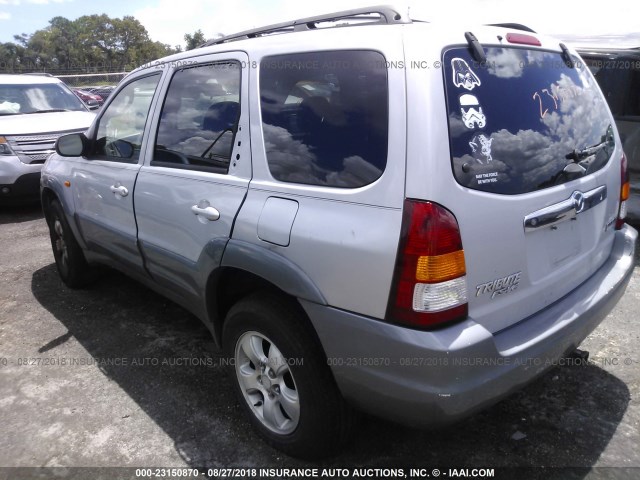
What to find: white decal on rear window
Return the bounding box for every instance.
[469,133,493,164]
[459,94,486,129]
[475,172,499,184]
[452,58,481,91]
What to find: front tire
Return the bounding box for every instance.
[46,199,94,288]
[222,292,353,459]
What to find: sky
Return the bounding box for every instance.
[1,0,639,50]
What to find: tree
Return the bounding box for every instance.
[184,29,206,50]
[12,33,30,47]
[47,17,79,68]
[0,14,180,74]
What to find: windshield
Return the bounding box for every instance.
[0,82,87,115]
[443,47,614,195]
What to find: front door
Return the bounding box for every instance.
[134,53,251,300]
[71,72,164,273]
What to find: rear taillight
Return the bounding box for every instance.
[616,152,630,230]
[386,200,468,329]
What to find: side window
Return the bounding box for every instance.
[152,62,241,173]
[260,51,388,188]
[94,74,161,162]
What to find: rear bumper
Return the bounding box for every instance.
[304,224,637,427]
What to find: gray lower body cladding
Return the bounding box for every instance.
[304,225,637,427]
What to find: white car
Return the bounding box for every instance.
[0,74,94,204]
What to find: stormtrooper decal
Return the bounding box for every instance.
[469,133,493,164]
[451,58,481,91]
[459,94,486,129]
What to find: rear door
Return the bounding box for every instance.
[134,53,251,300]
[407,37,623,333]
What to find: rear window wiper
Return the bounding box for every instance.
[465,31,486,63]
[559,43,575,69]
[565,140,608,162]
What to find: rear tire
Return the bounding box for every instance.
[46,199,94,288]
[222,292,353,459]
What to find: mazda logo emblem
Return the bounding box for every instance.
[572,191,586,213]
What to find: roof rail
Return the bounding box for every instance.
[201,5,410,47]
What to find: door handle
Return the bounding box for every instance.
[523,185,607,232]
[191,204,220,221]
[110,184,129,197]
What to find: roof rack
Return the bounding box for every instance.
[201,5,410,47]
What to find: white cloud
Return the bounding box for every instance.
[486,49,523,79]
[0,0,71,5]
[26,0,73,4]
[0,11,11,20]
[559,32,640,49]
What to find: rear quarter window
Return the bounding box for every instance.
[259,50,388,188]
[444,47,614,195]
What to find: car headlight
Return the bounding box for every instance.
[0,136,15,156]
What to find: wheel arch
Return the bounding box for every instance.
[205,239,327,347]
[40,184,87,250]
[40,172,72,216]
[40,186,57,225]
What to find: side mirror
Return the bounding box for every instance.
[110,139,135,159]
[56,133,89,157]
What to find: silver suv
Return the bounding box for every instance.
[0,74,94,204]
[40,7,637,458]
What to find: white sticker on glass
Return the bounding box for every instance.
[475,172,499,184]
[460,94,486,129]
[452,58,481,91]
[469,133,493,164]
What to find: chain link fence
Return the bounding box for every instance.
[55,72,128,88]
[0,64,128,88]
[0,59,132,88]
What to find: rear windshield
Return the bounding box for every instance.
[443,47,614,195]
